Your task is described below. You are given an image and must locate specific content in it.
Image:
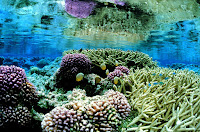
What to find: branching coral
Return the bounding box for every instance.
[115,67,200,131]
[41,89,131,132]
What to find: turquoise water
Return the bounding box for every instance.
[0,7,200,67]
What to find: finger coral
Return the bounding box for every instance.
[0,65,38,106]
[117,67,200,131]
[55,53,91,88]
[0,105,32,128]
[41,89,131,132]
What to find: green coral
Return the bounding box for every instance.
[63,49,157,77]
[115,67,200,131]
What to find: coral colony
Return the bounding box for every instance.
[0,49,200,131]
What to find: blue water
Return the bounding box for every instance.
[0,9,200,67]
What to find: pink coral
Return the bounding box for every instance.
[107,69,123,81]
[115,66,130,75]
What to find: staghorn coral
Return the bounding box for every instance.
[114,67,200,131]
[63,49,157,77]
[0,105,32,128]
[55,53,91,88]
[0,65,38,106]
[41,89,131,132]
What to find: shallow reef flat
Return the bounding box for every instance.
[0,49,200,131]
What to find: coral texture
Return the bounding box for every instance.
[56,53,91,88]
[41,89,131,132]
[0,105,32,128]
[116,67,200,131]
[115,66,130,75]
[0,65,38,106]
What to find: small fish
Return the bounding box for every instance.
[164,77,169,80]
[106,69,109,75]
[76,73,84,82]
[153,82,158,85]
[159,82,164,85]
[173,72,176,75]
[148,83,151,87]
[159,73,163,76]
[114,77,119,84]
[100,63,106,70]
[95,76,101,84]
[143,86,147,92]
[115,60,119,66]
[152,73,156,76]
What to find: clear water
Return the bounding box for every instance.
[0,6,200,67]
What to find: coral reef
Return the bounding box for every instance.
[41,89,131,131]
[55,53,91,88]
[63,49,157,77]
[115,67,200,131]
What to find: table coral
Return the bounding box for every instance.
[41,89,131,132]
[115,67,200,131]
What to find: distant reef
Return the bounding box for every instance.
[0,49,200,131]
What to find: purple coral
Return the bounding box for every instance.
[56,53,91,86]
[0,65,38,106]
[65,0,97,18]
[107,69,123,81]
[115,66,130,75]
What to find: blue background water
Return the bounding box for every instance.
[0,9,200,67]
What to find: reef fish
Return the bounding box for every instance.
[100,63,106,70]
[76,73,84,82]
